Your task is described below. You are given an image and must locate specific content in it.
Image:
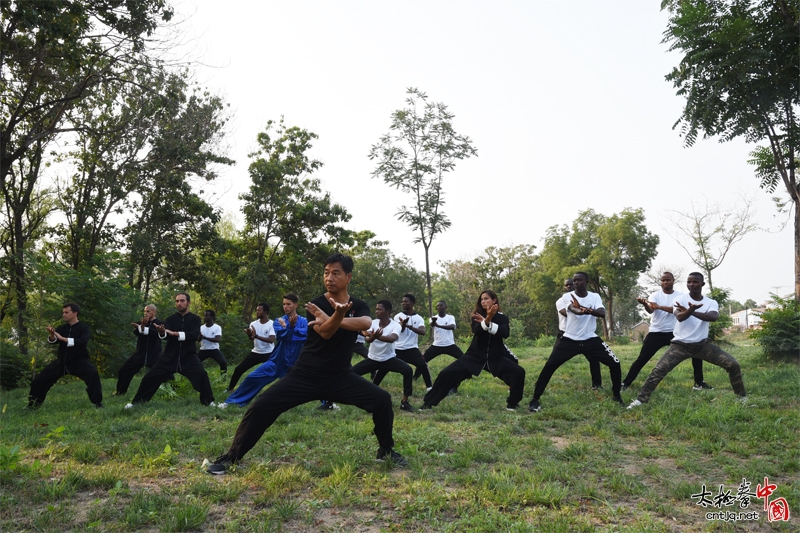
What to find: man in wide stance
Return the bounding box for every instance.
[28,303,103,409]
[207,254,408,474]
[528,272,624,412]
[628,272,746,409]
[127,292,215,407]
[115,304,163,396]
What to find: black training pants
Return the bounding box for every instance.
[29,359,103,407]
[131,354,215,405]
[228,351,270,390]
[423,357,526,408]
[375,348,431,388]
[352,357,414,397]
[532,336,621,400]
[226,367,395,461]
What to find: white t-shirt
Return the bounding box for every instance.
[648,289,683,333]
[250,319,275,354]
[556,298,568,331]
[367,319,401,362]
[561,291,604,341]
[394,312,424,350]
[431,314,456,346]
[672,293,719,343]
[199,324,222,350]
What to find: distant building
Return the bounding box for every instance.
[730,308,764,331]
[629,321,650,343]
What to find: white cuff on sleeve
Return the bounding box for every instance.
[142,327,149,335]
[159,332,167,339]
[481,321,499,334]
[67,338,75,347]
[48,336,58,344]
[178,332,186,341]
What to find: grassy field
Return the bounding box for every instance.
[1,342,798,532]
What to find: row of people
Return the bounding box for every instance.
[26,254,746,475]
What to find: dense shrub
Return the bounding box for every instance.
[750,297,800,360]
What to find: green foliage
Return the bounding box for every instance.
[534,335,556,348]
[708,287,733,342]
[236,117,352,318]
[539,208,659,337]
[751,296,800,359]
[347,232,426,310]
[662,0,799,294]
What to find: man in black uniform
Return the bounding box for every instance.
[28,303,103,408]
[114,304,163,396]
[126,292,215,407]
[207,253,408,474]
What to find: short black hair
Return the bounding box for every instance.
[688,272,704,281]
[574,272,590,282]
[63,303,80,314]
[377,299,393,312]
[204,310,216,319]
[403,293,416,304]
[324,253,354,274]
[257,302,270,313]
[283,293,299,303]
[176,291,191,302]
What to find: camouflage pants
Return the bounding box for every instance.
[637,340,745,403]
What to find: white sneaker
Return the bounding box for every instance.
[217,402,228,410]
[124,403,134,409]
[208,402,216,407]
[738,396,748,404]
[627,399,642,410]
[426,387,432,392]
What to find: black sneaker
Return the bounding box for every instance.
[418,403,432,411]
[95,402,104,409]
[400,401,414,412]
[620,383,628,392]
[447,388,458,396]
[692,382,714,391]
[528,399,542,412]
[207,455,234,475]
[376,447,409,467]
[591,384,604,390]
[506,404,520,411]
[319,401,340,410]
[613,395,624,406]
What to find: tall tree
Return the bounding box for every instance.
[369,88,477,317]
[664,196,758,290]
[662,0,799,299]
[238,118,352,317]
[1,0,174,353]
[52,67,231,271]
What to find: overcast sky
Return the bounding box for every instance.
[171,0,793,305]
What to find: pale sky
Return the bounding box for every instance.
[170,0,794,305]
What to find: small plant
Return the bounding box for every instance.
[0,445,21,474]
[41,425,68,460]
[146,444,178,469]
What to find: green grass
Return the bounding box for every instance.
[1,343,798,532]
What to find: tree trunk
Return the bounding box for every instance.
[423,244,433,318]
[10,228,29,357]
[795,201,799,301]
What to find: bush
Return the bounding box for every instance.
[750,296,800,360]
[610,335,631,345]
[506,318,531,348]
[534,335,556,348]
